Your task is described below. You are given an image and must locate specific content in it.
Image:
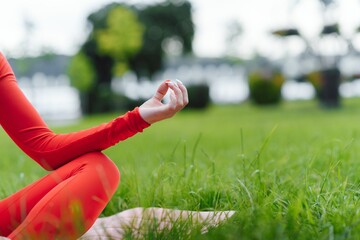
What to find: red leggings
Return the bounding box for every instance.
[0,53,149,239]
[1,153,120,239]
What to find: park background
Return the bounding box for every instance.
[2,0,360,239]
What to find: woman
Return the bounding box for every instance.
[0,52,188,239]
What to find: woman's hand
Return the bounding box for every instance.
[139,79,188,124]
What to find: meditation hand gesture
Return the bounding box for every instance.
[139,80,189,124]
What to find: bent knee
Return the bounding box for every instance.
[78,152,120,188]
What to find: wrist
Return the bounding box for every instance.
[138,106,155,124]
[132,107,151,128]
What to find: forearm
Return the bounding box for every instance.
[8,108,149,170]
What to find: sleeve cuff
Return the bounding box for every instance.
[127,107,151,132]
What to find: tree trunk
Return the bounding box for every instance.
[319,68,341,108]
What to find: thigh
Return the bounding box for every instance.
[1,152,120,238]
[0,168,67,236]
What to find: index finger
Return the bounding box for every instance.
[154,80,171,101]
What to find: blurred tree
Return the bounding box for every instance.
[271,0,360,108]
[69,1,194,114]
[69,4,144,113]
[68,52,95,92]
[129,0,195,78]
[15,17,36,76]
[225,20,243,57]
[96,6,144,76]
[68,52,95,112]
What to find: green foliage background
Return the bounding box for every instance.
[68,52,95,92]
[67,1,195,114]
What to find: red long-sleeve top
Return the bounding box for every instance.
[0,52,150,170]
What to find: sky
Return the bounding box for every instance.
[1,0,360,58]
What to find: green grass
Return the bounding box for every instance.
[4,99,360,239]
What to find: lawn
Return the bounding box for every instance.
[3,99,360,239]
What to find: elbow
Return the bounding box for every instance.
[35,156,61,171]
[16,131,64,171]
[26,148,63,171]
[29,146,82,171]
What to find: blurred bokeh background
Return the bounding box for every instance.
[1,0,360,121]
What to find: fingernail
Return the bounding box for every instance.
[165,80,171,83]
[176,79,183,84]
